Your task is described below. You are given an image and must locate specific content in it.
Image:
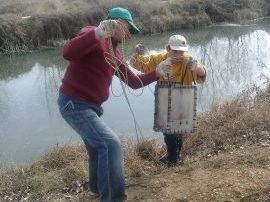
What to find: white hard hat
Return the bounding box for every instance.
[168,35,188,52]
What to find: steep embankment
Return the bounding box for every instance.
[1,84,270,201]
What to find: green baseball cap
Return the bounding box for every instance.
[107,7,140,34]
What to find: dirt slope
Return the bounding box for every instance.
[126,145,270,202]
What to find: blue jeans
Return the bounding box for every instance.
[57,92,125,202]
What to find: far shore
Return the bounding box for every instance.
[0,0,270,53]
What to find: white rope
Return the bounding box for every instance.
[103,22,146,141]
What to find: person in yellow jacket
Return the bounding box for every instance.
[130,34,207,166]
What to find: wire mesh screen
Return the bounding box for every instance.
[154,82,197,134]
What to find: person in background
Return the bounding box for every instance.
[57,7,170,202]
[130,34,207,166]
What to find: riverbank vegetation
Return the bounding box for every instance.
[1,83,270,201]
[0,0,270,53]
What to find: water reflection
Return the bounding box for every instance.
[198,29,269,106]
[129,24,270,109]
[0,22,270,167]
[0,51,69,167]
[0,50,65,80]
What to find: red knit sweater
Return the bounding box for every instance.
[60,26,157,107]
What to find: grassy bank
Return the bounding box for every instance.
[0,0,270,53]
[1,83,270,201]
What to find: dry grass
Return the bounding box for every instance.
[183,84,270,160]
[0,144,89,201]
[123,137,167,177]
[0,139,167,201]
[39,144,87,170]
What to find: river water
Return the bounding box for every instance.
[0,22,270,167]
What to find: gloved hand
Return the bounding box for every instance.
[135,44,146,55]
[156,58,172,79]
[95,20,118,39]
[187,57,198,71]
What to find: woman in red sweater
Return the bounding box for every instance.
[57,7,170,202]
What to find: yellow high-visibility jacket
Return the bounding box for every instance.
[132,51,206,84]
